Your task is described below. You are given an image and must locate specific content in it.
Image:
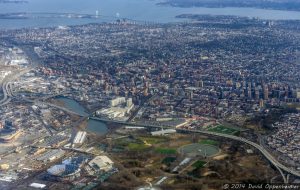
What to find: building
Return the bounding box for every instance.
[297,91,300,99]
[36,149,66,162]
[126,98,133,107]
[259,99,265,108]
[110,97,126,107]
[0,120,20,143]
[29,183,46,189]
[88,156,114,172]
[151,129,177,136]
[263,86,269,100]
[47,157,87,181]
[73,131,87,147]
[97,97,134,120]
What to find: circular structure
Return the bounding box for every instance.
[178,143,220,157]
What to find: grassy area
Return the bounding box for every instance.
[192,160,207,169]
[155,147,177,154]
[199,139,219,146]
[139,136,166,144]
[208,125,239,135]
[127,143,149,151]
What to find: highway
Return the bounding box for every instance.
[177,129,300,181]
[0,69,31,106]
[0,80,10,106]
[91,116,163,129]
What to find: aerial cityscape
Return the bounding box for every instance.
[1,0,300,190]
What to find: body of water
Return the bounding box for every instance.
[55,97,108,135]
[86,119,109,135]
[0,0,300,29]
[56,96,89,117]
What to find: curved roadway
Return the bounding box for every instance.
[178,129,300,180]
[0,69,31,106]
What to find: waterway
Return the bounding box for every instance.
[55,97,89,117]
[1,0,300,29]
[55,97,108,135]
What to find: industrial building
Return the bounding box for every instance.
[36,149,66,162]
[0,120,21,143]
[151,129,177,136]
[73,131,87,147]
[88,156,114,172]
[47,156,88,181]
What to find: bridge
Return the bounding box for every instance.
[90,117,163,130]
[22,97,164,130]
[31,145,98,156]
[177,128,299,183]
[36,90,73,101]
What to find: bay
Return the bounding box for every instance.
[0,0,300,29]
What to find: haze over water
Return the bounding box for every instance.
[1,0,300,29]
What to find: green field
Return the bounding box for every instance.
[139,136,166,144]
[179,143,219,157]
[192,160,207,169]
[199,139,219,146]
[155,147,177,154]
[127,143,149,151]
[208,125,239,135]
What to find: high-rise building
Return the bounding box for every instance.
[235,82,241,89]
[247,89,252,99]
[196,80,204,88]
[263,86,269,100]
[259,99,264,108]
[126,98,133,107]
[297,91,300,99]
[255,88,260,100]
[110,97,126,107]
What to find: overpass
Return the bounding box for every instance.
[31,145,98,156]
[0,69,32,106]
[37,90,73,101]
[177,129,300,183]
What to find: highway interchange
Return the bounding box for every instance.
[0,69,31,106]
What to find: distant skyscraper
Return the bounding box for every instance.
[235,82,241,89]
[247,89,252,99]
[297,91,300,99]
[259,99,264,108]
[127,98,133,107]
[96,10,99,18]
[263,86,269,100]
[255,88,260,100]
[196,80,204,88]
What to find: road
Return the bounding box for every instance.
[127,93,158,122]
[177,129,300,181]
[0,69,31,106]
[91,116,163,129]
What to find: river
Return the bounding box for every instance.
[1,0,300,29]
[56,97,108,135]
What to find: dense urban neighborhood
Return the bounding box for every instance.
[0,15,300,189]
